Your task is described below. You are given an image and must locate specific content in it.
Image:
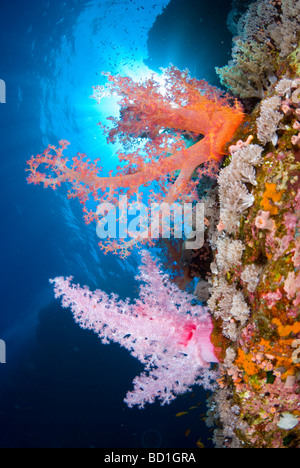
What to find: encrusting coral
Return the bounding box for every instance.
[206,73,300,448]
[216,0,300,99]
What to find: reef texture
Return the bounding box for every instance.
[204,0,300,447]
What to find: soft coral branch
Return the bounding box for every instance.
[26,66,244,255]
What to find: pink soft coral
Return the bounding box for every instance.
[50,250,218,408]
[26,66,243,256]
[262,289,283,309]
[284,271,300,306]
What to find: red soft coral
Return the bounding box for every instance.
[26,66,244,256]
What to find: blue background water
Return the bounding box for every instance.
[0,0,234,448]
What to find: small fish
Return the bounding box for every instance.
[196,439,205,449]
[184,428,191,437]
[175,411,189,417]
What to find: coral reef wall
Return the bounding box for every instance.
[204,0,300,448]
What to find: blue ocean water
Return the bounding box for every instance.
[0,0,234,448]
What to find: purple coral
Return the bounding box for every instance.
[50,250,218,408]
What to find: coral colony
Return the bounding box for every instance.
[50,251,218,408]
[26,65,243,257]
[27,0,300,448]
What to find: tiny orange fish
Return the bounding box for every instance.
[175,411,189,417]
[196,439,205,449]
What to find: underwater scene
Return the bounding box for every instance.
[0,0,299,449]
